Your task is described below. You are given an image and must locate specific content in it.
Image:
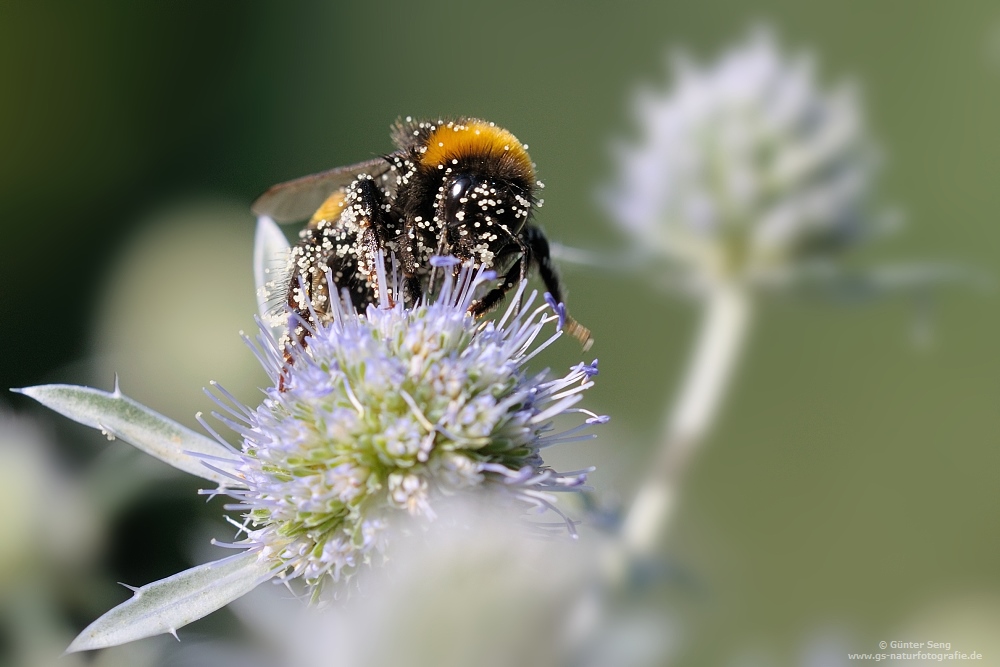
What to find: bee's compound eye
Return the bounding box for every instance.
[442,175,475,224]
[450,177,471,200]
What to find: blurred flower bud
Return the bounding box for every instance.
[0,410,101,593]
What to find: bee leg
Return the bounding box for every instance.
[280,268,327,391]
[281,227,325,363]
[521,224,563,302]
[403,274,424,307]
[398,235,423,307]
[351,178,399,306]
[466,230,528,316]
[279,178,396,391]
[468,256,524,317]
[359,226,395,306]
[396,223,429,309]
[522,224,593,350]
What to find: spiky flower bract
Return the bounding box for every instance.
[603,28,886,287]
[212,257,605,593]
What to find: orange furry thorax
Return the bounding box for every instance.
[418,119,535,181]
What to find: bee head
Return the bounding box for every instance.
[439,172,532,235]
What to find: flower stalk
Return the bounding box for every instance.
[621,283,752,556]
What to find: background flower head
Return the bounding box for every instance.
[604,27,888,287]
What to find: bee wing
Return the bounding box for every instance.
[251,157,393,223]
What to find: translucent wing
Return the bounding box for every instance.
[251,156,393,223]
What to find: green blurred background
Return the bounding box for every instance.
[1,2,998,665]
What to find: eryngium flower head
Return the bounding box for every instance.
[21,241,604,651]
[216,258,605,592]
[603,28,885,286]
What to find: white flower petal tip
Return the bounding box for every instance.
[14,384,243,485]
[254,215,291,341]
[429,254,461,267]
[66,550,275,653]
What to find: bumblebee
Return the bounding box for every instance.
[252,117,592,362]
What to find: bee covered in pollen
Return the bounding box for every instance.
[252,117,593,379]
